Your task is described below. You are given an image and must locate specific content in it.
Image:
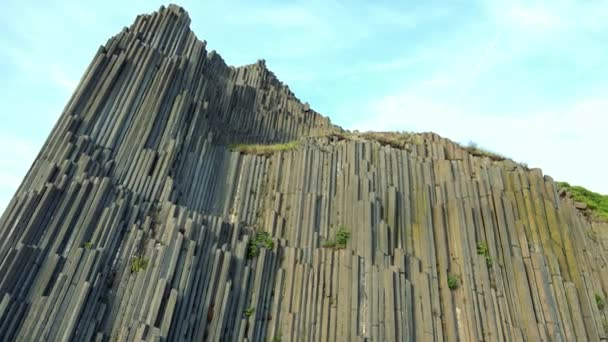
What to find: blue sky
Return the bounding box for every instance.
[1,0,607,212]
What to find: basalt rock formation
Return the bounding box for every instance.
[0,4,607,341]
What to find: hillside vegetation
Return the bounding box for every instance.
[557,182,608,221]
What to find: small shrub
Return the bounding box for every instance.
[244,306,255,317]
[131,256,148,273]
[335,227,350,247]
[322,226,350,250]
[595,293,605,311]
[476,242,489,256]
[447,275,459,290]
[477,242,493,267]
[248,231,275,258]
[83,241,93,249]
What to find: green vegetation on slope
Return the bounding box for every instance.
[557,182,608,221]
[464,141,507,161]
[326,131,424,150]
[231,140,300,156]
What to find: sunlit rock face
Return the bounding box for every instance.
[0,5,606,341]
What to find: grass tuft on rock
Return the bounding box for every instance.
[595,293,605,311]
[131,256,148,273]
[247,231,275,258]
[244,306,255,318]
[447,275,459,290]
[476,242,493,267]
[322,226,350,250]
[464,141,506,161]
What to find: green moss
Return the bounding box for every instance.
[231,140,300,156]
[244,306,255,317]
[83,241,93,249]
[447,274,459,290]
[557,182,608,221]
[248,231,275,258]
[131,256,148,273]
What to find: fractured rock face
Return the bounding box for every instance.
[0,4,607,341]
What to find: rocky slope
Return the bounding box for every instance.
[0,4,606,341]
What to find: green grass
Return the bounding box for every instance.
[336,227,350,246]
[322,226,350,250]
[557,182,608,221]
[447,275,459,290]
[83,241,93,249]
[465,141,506,161]
[595,293,605,311]
[244,306,255,317]
[131,256,148,273]
[271,334,283,342]
[322,240,337,248]
[327,131,424,150]
[476,242,489,256]
[248,231,275,258]
[231,140,300,157]
[476,242,493,267]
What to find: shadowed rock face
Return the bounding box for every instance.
[0,4,607,341]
